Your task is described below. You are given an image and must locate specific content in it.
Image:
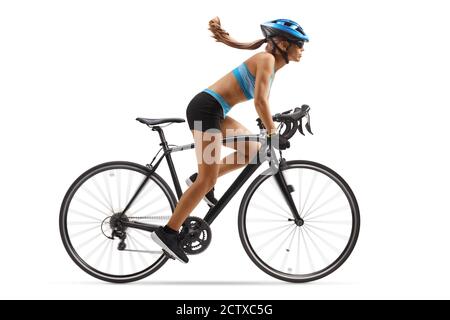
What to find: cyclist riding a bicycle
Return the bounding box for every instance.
[151,17,310,263]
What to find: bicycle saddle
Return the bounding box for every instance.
[136,117,185,126]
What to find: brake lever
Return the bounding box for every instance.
[298,118,305,135]
[305,113,313,135]
[280,120,293,137]
[284,119,298,139]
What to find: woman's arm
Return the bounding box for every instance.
[254,54,277,135]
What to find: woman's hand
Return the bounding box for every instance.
[268,133,290,150]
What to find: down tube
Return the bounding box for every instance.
[204,161,262,225]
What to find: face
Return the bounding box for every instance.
[267,38,305,63]
[287,41,305,62]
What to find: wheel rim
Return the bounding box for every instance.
[241,162,359,281]
[61,164,173,281]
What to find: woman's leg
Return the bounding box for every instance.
[166,129,222,230]
[217,116,261,177]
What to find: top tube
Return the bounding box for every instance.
[168,134,267,153]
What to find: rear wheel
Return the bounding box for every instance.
[238,160,360,282]
[59,161,177,283]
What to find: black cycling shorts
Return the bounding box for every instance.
[186,91,224,132]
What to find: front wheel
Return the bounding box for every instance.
[238,160,360,282]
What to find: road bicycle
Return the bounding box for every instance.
[59,105,360,283]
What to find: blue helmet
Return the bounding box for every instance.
[261,19,309,44]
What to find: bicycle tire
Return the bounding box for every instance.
[60,161,177,283]
[238,160,360,283]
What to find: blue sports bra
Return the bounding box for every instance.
[232,62,275,100]
[203,62,275,118]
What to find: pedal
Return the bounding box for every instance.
[287,185,295,193]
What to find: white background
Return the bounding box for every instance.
[1,0,449,299]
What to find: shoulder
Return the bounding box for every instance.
[254,52,275,67]
[250,52,275,75]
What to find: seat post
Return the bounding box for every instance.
[152,126,169,151]
[151,126,183,200]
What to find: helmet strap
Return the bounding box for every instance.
[268,37,290,64]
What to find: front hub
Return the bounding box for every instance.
[289,218,305,226]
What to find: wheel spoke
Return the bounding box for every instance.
[125,171,134,206]
[258,185,292,216]
[116,170,122,212]
[267,225,297,262]
[95,238,113,268]
[296,228,301,274]
[280,227,299,272]
[128,234,151,266]
[93,176,114,213]
[300,227,315,272]
[69,209,102,222]
[106,239,114,274]
[305,225,348,253]
[73,197,110,217]
[128,196,167,217]
[81,185,114,214]
[302,226,329,267]
[248,202,291,220]
[103,172,115,212]
[119,246,124,275]
[255,224,295,252]
[69,221,102,226]
[304,223,349,245]
[76,232,104,251]
[70,224,102,238]
[299,171,317,217]
[305,205,349,221]
[85,237,109,260]
[247,218,290,223]
[127,240,138,273]
[301,180,332,219]
[303,224,340,259]
[248,221,293,238]
[306,219,351,225]
[303,189,344,220]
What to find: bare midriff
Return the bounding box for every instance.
[206,54,264,110]
[206,72,246,109]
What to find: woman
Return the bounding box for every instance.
[151,17,309,263]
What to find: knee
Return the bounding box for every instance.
[196,174,217,191]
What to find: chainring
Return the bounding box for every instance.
[179,217,212,255]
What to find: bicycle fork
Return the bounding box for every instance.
[274,158,304,226]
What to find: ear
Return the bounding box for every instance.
[278,39,290,50]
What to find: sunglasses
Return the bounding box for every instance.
[295,41,305,49]
[287,40,305,49]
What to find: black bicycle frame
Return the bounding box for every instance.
[120,125,301,232]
